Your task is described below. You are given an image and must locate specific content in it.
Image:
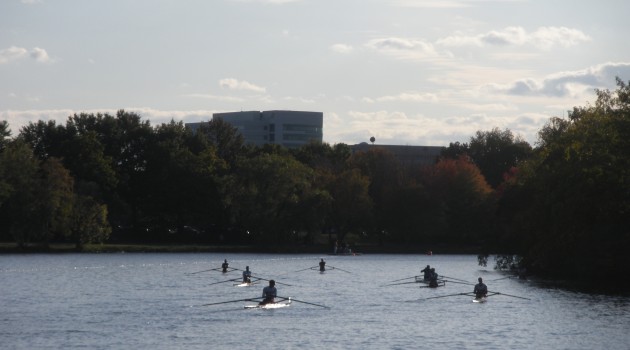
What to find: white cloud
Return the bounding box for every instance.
[483,62,630,97]
[219,78,266,93]
[0,46,52,64]
[438,26,590,49]
[365,37,440,60]
[30,47,51,63]
[0,46,28,64]
[330,44,354,54]
[364,92,439,103]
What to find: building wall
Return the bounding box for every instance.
[188,110,323,148]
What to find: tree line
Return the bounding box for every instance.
[1,79,628,288]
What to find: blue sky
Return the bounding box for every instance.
[2,0,629,146]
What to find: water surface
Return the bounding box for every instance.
[1,253,628,349]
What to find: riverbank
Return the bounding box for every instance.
[0,242,482,254]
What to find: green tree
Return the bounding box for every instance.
[498,78,630,286]
[71,195,111,249]
[0,120,11,153]
[224,152,317,244]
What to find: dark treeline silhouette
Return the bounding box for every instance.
[0,78,628,290]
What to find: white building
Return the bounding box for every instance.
[188,110,323,148]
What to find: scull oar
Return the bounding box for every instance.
[442,280,474,286]
[199,297,261,307]
[294,266,318,273]
[387,275,420,283]
[439,275,469,283]
[421,292,475,300]
[328,265,352,273]
[488,291,530,300]
[208,278,241,286]
[277,296,330,309]
[252,275,292,286]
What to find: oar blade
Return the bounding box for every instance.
[278,296,329,309]
[199,297,260,307]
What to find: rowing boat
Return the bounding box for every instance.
[233,281,259,287]
[244,298,292,309]
[472,297,487,303]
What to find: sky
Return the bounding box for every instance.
[1,0,629,147]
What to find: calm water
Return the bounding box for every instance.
[1,253,629,350]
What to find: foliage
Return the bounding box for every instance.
[497,78,630,285]
[443,128,532,188]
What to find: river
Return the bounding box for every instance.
[1,253,628,349]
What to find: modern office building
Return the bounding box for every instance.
[187,110,323,148]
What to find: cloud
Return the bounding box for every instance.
[482,62,630,97]
[364,92,439,103]
[330,44,354,54]
[438,26,590,49]
[219,78,266,93]
[365,37,440,60]
[0,46,52,64]
[30,47,51,63]
[483,62,630,97]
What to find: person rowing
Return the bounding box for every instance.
[259,280,277,305]
[319,258,326,272]
[221,259,229,273]
[421,265,431,281]
[474,277,488,299]
[428,268,440,288]
[242,266,252,283]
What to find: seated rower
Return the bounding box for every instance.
[319,258,326,272]
[474,277,488,299]
[259,280,277,305]
[421,265,431,281]
[221,259,229,273]
[242,266,252,283]
[428,268,439,288]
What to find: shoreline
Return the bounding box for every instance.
[0,242,482,255]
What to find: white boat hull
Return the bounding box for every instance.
[244,299,292,309]
[473,297,487,303]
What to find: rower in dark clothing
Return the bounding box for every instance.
[474,277,488,298]
[319,259,326,272]
[421,265,431,281]
[428,268,439,288]
[221,259,229,273]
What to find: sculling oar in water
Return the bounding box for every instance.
[277,296,330,309]
[327,265,352,273]
[487,291,531,300]
[294,266,319,273]
[439,275,470,283]
[387,275,421,283]
[252,275,292,286]
[198,297,263,307]
[207,278,242,286]
[419,292,475,300]
[441,280,474,286]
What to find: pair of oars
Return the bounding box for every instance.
[419,290,530,300]
[199,296,329,309]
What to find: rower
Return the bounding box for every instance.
[242,266,252,283]
[474,277,488,298]
[259,280,277,305]
[319,258,326,272]
[428,268,439,288]
[221,259,229,273]
[421,265,431,281]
